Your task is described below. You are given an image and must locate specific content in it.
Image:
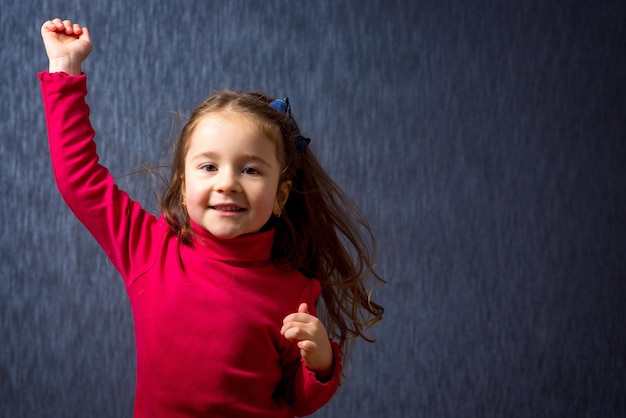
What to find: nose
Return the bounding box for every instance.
[214,168,241,193]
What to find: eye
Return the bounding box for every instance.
[200,163,217,172]
[242,166,261,175]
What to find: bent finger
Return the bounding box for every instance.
[79,26,91,43]
[282,327,312,342]
[297,340,318,352]
[62,20,72,32]
[42,19,62,33]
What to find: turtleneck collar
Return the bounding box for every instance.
[189,222,274,263]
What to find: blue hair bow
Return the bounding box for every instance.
[269,97,311,153]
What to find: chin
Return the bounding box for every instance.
[208,230,242,240]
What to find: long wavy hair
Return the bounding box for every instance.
[160,89,385,361]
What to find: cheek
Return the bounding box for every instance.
[251,185,279,214]
[182,178,206,208]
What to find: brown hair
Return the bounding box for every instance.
[161,89,385,361]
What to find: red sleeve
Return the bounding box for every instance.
[281,279,343,416]
[38,71,160,284]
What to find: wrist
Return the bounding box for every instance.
[48,57,82,76]
[313,359,334,382]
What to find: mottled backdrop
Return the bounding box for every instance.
[1,1,625,417]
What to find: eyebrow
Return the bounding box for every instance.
[190,151,273,168]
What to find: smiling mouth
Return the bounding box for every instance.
[210,205,245,212]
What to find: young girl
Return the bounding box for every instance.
[39,18,384,417]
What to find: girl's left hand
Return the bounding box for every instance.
[281,303,334,380]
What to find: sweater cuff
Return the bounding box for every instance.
[38,70,86,79]
[303,339,342,385]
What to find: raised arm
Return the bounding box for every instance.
[41,18,92,75]
[39,19,160,284]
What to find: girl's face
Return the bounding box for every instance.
[182,111,291,239]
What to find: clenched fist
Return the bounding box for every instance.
[41,18,92,75]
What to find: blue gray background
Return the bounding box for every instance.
[2,1,625,417]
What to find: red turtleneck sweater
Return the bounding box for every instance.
[39,71,341,417]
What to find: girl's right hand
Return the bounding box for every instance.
[41,18,92,76]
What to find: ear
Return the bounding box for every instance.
[274,180,292,214]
